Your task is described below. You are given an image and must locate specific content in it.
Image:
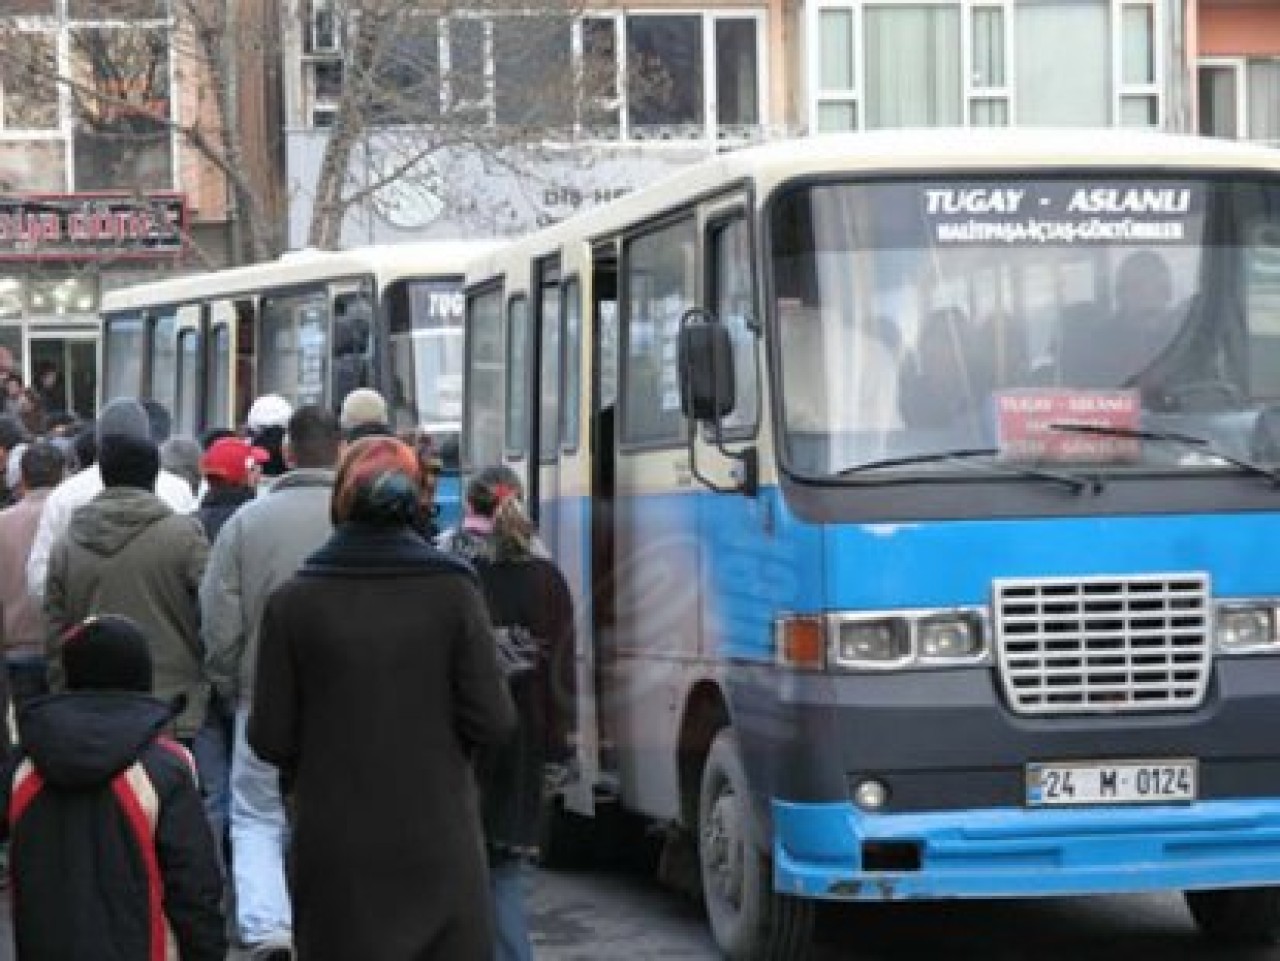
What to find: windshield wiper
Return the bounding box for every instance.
[836,447,1101,494]
[1047,423,1280,485]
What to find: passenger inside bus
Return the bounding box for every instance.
[899,307,986,436]
[332,298,373,410]
[1057,250,1187,391]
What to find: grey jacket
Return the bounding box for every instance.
[201,468,335,706]
[44,487,210,738]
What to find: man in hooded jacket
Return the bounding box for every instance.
[43,432,210,742]
[2,614,226,960]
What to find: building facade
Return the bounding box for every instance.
[1196,0,1280,143]
[0,0,282,417]
[282,0,796,246]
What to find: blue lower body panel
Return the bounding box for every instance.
[774,799,1280,900]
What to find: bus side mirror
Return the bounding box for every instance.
[678,322,736,422]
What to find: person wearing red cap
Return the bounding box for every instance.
[195,437,268,543]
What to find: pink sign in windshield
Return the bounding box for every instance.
[996,389,1141,463]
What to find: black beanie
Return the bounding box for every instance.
[98,432,160,490]
[61,615,153,693]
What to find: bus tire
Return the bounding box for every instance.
[698,729,815,960]
[1186,888,1280,946]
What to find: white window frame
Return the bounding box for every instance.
[963,1,1013,126]
[1112,0,1162,127]
[571,10,768,145]
[1197,57,1246,140]
[809,2,859,132]
[806,0,1168,132]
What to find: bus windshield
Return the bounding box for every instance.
[385,277,466,433]
[771,175,1280,480]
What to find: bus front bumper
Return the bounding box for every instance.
[773,798,1280,900]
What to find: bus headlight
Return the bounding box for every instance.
[831,619,911,669]
[918,614,985,662]
[1216,605,1280,654]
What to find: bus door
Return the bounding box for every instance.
[532,256,564,551]
[611,216,702,819]
[693,204,765,662]
[589,245,620,783]
[172,304,204,439]
[543,248,599,815]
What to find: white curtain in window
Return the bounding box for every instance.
[1016,0,1109,126]
[1248,61,1280,143]
[864,5,961,129]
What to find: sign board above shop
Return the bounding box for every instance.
[0,193,187,261]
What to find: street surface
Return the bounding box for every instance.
[2,866,1279,958]
[528,866,1280,960]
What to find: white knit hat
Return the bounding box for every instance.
[246,394,293,431]
[339,388,389,431]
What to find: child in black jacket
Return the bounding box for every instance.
[3,614,226,961]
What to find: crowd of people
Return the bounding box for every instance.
[0,384,576,961]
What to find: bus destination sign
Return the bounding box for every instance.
[924,182,1203,246]
[0,193,187,261]
[996,389,1141,463]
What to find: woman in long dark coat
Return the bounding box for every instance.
[248,436,515,961]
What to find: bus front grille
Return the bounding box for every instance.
[993,574,1211,716]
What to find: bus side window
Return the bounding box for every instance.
[622,218,695,446]
[332,290,373,410]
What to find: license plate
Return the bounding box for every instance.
[1026,759,1197,806]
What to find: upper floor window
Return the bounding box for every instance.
[70,25,174,190]
[1199,59,1280,146]
[301,9,764,143]
[0,32,57,130]
[812,0,1160,132]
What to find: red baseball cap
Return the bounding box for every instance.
[201,437,269,486]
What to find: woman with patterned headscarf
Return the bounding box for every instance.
[247,436,515,961]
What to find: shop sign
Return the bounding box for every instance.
[0,193,186,261]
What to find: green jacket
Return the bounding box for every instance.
[45,487,210,738]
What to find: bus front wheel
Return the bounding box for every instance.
[1186,887,1280,946]
[698,729,814,960]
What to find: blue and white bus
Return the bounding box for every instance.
[99,241,500,521]
[463,128,1280,957]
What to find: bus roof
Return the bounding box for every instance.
[465,128,1280,283]
[102,239,505,315]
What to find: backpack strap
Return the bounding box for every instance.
[111,760,180,961]
[8,758,44,829]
